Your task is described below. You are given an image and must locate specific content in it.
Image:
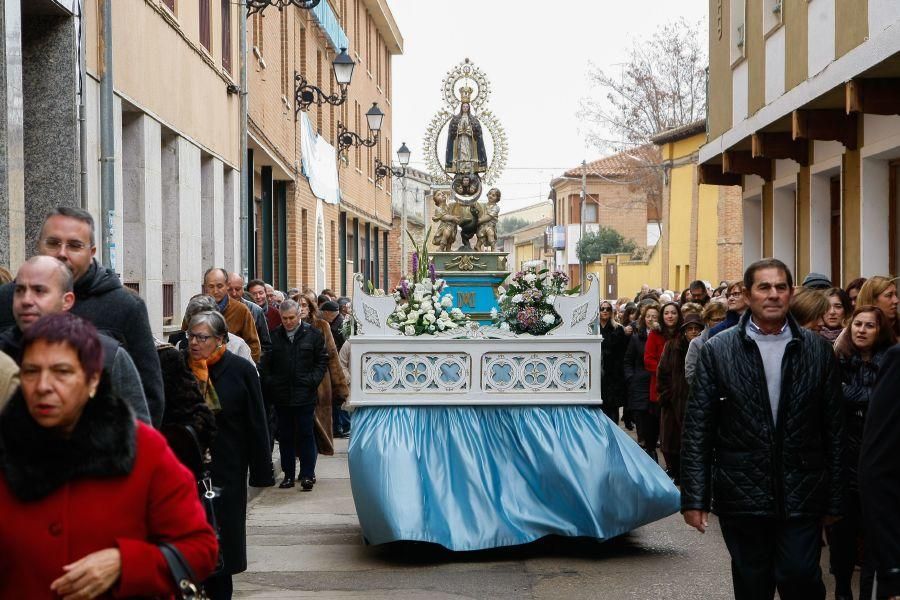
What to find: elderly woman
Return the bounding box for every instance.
[829,306,897,600]
[170,295,254,365]
[183,311,274,598]
[295,290,349,456]
[0,313,218,597]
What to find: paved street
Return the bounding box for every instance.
[233,434,834,599]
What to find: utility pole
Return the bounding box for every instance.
[580,159,586,289]
[239,4,249,278]
[99,0,115,269]
[400,176,408,276]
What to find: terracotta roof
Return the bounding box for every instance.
[650,119,707,145]
[562,145,660,178]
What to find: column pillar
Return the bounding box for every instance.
[122,113,163,338]
[860,156,890,276]
[796,164,812,278]
[223,167,240,273]
[842,149,862,284]
[200,155,225,268]
[772,187,796,275]
[762,181,775,257]
[0,0,25,270]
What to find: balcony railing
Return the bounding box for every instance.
[311,1,348,53]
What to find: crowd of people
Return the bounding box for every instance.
[0,207,355,598]
[600,263,900,600]
[0,207,899,599]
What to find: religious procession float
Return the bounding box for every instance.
[346,59,678,552]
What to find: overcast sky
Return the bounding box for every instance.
[387,0,708,213]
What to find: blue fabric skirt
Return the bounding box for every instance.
[348,405,680,551]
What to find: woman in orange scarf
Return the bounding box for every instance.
[184,311,274,599]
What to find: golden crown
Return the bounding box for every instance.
[459,85,473,103]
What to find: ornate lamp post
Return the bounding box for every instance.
[374,142,410,184]
[295,48,355,114]
[246,0,321,15]
[337,102,384,155]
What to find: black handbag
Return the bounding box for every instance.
[159,543,209,600]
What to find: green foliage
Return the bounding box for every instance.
[498,217,531,236]
[576,228,637,263]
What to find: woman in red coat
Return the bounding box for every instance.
[0,313,218,599]
[643,301,682,464]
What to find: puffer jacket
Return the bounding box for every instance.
[838,348,887,493]
[681,311,844,519]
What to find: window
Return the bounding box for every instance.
[584,201,598,223]
[730,0,746,64]
[280,9,288,97]
[353,0,360,55]
[366,12,372,68]
[376,37,382,88]
[299,25,307,75]
[221,0,232,73]
[199,0,211,50]
[354,101,361,169]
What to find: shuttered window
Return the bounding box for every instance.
[221,0,232,73]
[199,0,211,50]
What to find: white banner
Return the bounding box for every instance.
[299,112,341,205]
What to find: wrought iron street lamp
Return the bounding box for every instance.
[374,142,411,184]
[246,0,321,15]
[337,103,384,155]
[295,48,355,114]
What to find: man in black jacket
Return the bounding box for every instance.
[859,344,900,600]
[261,299,328,491]
[0,208,164,425]
[681,258,843,600]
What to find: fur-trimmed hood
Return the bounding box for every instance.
[0,382,136,501]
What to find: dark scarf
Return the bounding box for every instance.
[0,382,136,501]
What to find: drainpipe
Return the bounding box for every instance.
[99,0,115,269]
[77,0,87,209]
[239,4,249,278]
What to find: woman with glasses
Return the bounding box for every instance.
[183,311,274,598]
[598,300,626,425]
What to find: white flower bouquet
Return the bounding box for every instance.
[493,268,578,335]
[387,227,468,336]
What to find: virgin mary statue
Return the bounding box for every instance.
[445,87,488,174]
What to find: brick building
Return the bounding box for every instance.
[699,0,900,284]
[246,1,402,296]
[548,149,660,284]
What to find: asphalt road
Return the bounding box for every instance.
[235,436,844,599]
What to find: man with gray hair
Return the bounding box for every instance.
[0,256,153,423]
[0,207,164,424]
[227,272,271,359]
[261,298,328,491]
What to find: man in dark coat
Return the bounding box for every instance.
[859,343,900,599]
[681,258,843,600]
[0,256,151,423]
[261,299,328,490]
[0,208,164,425]
[247,278,282,332]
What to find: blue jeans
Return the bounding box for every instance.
[276,404,317,479]
[333,406,351,434]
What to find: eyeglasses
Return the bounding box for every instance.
[186,332,215,343]
[41,238,89,252]
[727,292,743,299]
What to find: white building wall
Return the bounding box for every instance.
[868,0,900,38]
[121,113,163,338]
[772,187,796,274]
[807,0,835,77]
[223,168,240,273]
[200,156,225,269]
[732,60,749,126]
[764,27,786,104]
[809,168,837,276]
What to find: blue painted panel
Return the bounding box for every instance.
[311,2,349,52]
[441,273,506,324]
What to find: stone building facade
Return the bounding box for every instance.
[0,0,402,336]
[701,0,900,284]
